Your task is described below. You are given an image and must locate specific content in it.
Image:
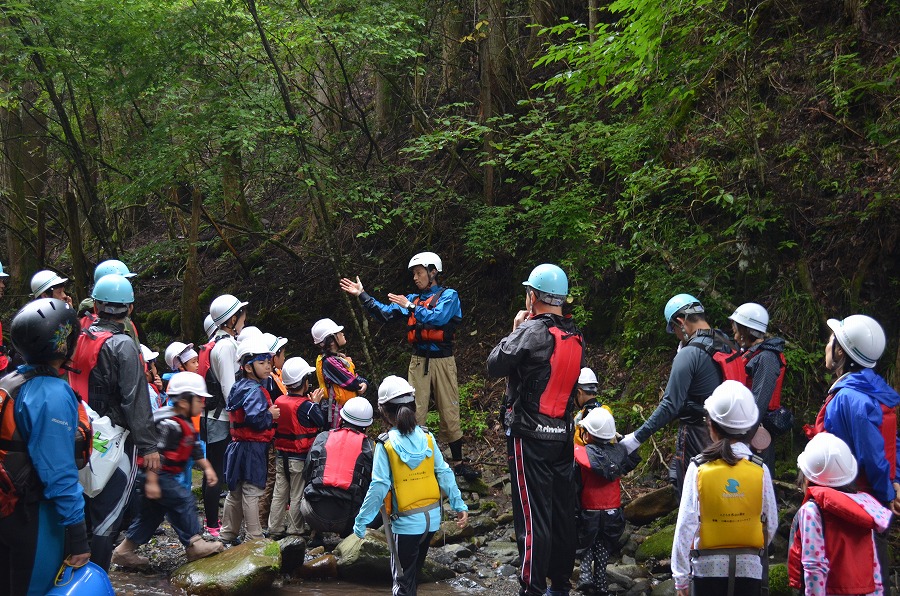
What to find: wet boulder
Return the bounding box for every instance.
[277,536,306,576]
[624,486,678,525]
[635,525,676,562]
[170,539,280,595]
[333,530,454,583]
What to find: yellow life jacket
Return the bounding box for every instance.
[315,354,357,406]
[696,457,765,551]
[382,431,441,518]
[573,403,612,446]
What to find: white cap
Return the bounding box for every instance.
[578,407,617,440]
[341,396,374,427]
[311,318,344,345]
[282,357,316,388]
[798,433,858,488]
[378,375,415,405]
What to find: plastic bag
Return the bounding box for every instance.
[78,404,129,498]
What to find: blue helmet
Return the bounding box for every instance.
[47,562,115,596]
[664,293,704,333]
[0,260,8,278]
[94,259,136,282]
[91,273,134,305]
[522,264,568,305]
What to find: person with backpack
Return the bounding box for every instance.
[620,294,740,496]
[301,395,375,539]
[574,407,640,595]
[788,432,892,595]
[729,303,787,469]
[266,357,325,539]
[804,314,900,586]
[112,372,224,568]
[259,332,289,529]
[340,252,479,481]
[353,376,468,596]
[81,260,141,345]
[311,318,368,429]
[200,294,248,537]
[672,380,778,596]
[66,274,159,571]
[219,336,280,543]
[487,264,584,596]
[0,299,91,595]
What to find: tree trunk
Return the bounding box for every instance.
[588,0,598,43]
[527,0,556,56]
[479,0,509,204]
[440,0,466,97]
[181,185,203,339]
[221,144,258,239]
[64,190,88,301]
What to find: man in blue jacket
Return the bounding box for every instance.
[340,251,478,480]
[0,299,91,595]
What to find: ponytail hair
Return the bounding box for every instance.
[380,400,418,435]
[696,420,755,466]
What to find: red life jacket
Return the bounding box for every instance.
[788,487,879,594]
[806,391,897,496]
[0,368,92,517]
[230,385,276,442]
[197,337,226,415]
[538,326,584,418]
[79,314,97,330]
[67,328,114,403]
[321,428,367,490]
[405,288,458,345]
[160,415,197,474]
[744,348,787,410]
[196,338,216,379]
[273,394,319,454]
[0,320,8,372]
[574,443,621,509]
[686,334,746,386]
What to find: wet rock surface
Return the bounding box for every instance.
[170,538,281,595]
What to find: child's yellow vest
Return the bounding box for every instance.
[382,432,441,518]
[696,457,765,550]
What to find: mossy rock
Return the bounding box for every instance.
[170,538,280,595]
[141,309,180,335]
[635,525,675,561]
[768,563,791,596]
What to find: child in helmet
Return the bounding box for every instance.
[141,344,165,410]
[788,433,891,595]
[163,341,204,492]
[671,380,778,596]
[311,318,368,429]
[112,372,224,567]
[573,367,604,446]
[219,336,281,543]
[575,407,641,595]
[353,376,468,596]
[267,357,326,538]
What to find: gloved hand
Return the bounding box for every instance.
[620,432,641,454]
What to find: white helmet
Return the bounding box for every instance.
[236,336,274,362]
[578,407,617,440]
[797,433,858,488]
[704,380,759,434]
[378,375,415,405]
[827,314,885,369]
[578,367,598,388]
[30,270,68,297]
[729,303,769,334]
[341,396,374,427]
[209,294,248,325]
[311,318,344,345]
[203,314,217,339]
[261,332,288,353]
[140,344,159,364]
[282,357,316,388]
[408,252,442,273]
[164,341,187,370]
[167,371,212,399]
[237,326,262,343]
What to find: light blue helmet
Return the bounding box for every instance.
[0,260,8,278]
[92,273,134,305]
[46,561,115,596]
[94,259,136,281]
[664,293,704,333]
[522,264,568,306]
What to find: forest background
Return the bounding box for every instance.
[1,0,898,475]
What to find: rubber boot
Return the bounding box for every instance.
[111,538,150,569]
[185,534,225,561]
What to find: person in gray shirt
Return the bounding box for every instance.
[620,294,736,496]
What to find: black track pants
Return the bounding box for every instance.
[508,435,576,596]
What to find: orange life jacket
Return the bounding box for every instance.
[405,288,458,345]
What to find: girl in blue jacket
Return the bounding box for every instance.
[353,376,468,596]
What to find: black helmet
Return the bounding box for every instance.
[10,298,80,364]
